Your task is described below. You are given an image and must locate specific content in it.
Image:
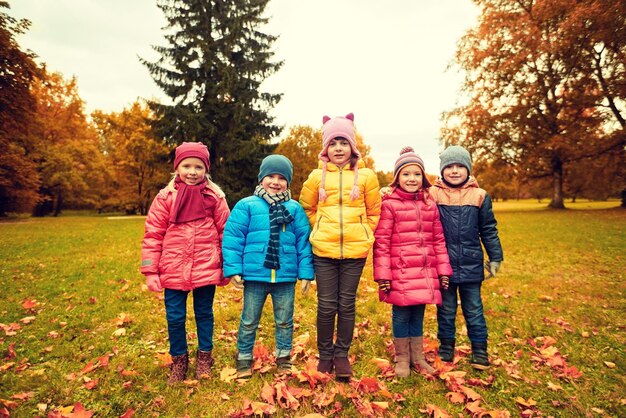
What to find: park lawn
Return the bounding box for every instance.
[0,206,624,417]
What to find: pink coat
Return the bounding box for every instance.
[373,188,452,306]
[141,181,230,291]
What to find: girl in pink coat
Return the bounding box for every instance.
[141,142,230,384]
[373,147,452,378]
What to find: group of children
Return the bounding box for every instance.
[140,113,503,384]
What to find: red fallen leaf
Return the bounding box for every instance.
[354,376,380,393]
[424,403,451,418]
[465,400,485,414]
[371,401,389,413]
[98,354,110,368]
[69,402,94,418]
[0,362,15,372]
[313,389,336,408]
[274,382,299,410]
[122,381,132,389]
[6,342,16,359]
[0,399,18,409]
[114,313,132,327]
[84,379,99,390]
[241,399,276,416]
[81,360,98,374]
[479,410,511,417]
[120,369,139,376]
[445,391,465,404]
[351,397,374,417]
[459,385,482,401]
[119,408,135,418]
[21,298,38,310]
[559,364,583,379]
[10,392,34,401]
[260,382,275,405]
[286,386,313,399]
[466,375,495,387]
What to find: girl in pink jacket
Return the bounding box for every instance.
[373,147,452,378]
[141,142,230,384]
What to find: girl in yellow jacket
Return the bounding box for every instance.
[299,113,381,379]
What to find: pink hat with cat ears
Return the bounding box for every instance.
[318,113,361,202]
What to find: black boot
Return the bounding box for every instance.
[438,338,455,362]
[470,342,490,370]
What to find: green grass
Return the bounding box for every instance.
[0,206,624,417]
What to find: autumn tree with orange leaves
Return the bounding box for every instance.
[442,0,625,208]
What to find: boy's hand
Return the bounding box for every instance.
[485,261,501,279]
[230,275,244,290]
[439,276,450,290]
[146,275,162,292]
[377,280,391,293]
[300,280,311,295]
[379,186,392,197]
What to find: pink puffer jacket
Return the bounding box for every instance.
[141,181,230,291]
[373,187,452,306]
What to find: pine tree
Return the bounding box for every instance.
[142,0,283,204]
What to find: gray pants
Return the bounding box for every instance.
[314,255,366,359]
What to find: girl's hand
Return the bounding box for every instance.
[377,280,391,293]
[146,275,162,292]
[300,280,312,295]
[230,275,244,290]
[439,276,450,290]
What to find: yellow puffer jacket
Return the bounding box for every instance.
[299,160,381,259]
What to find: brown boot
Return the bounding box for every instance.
[393,338,411,378]
[333,356,353,380]
[196,350,214,379]
[410,337,435,374]
[317,358,334,374]
[168,353,189,384]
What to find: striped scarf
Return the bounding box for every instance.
[254,185,294,270]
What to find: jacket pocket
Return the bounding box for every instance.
[312,215,325,239]
[461,248,483,260]
[359,215,370,239]
[243,244,267,277]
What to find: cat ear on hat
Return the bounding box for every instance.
[323,116,331,124]
[345,113,354,121]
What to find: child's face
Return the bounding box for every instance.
[260,174,288,194]
[442,164,469,186]
[176,157,207,185]
[397,165,423,193]
[327,138,352,167]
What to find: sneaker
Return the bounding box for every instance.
[236,358,253,379]
[276,356,293,373]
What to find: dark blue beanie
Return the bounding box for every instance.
[258,155,293,185]
[439,145,472,175]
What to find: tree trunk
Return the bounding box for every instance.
[621,188,626,208]
[53,191,63,217]
[548,158,565,209]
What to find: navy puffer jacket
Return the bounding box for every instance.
[429,178,503,283]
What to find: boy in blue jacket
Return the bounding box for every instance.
[223,155,314,378]
[429,145,503,370]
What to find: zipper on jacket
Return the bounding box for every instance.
[416,200,434,301]
[339,167,344,259]
[271,268,276,283]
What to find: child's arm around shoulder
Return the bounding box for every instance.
[222,198,251,278]
[364,168,382,231]
[298,169,321,227]
[291,202,314,280]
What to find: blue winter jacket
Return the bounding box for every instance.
[222,195,315,283]
[429,178,503,284]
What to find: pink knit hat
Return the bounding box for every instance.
[174,142,210,170]
[319,113,361,202]
[391,146,431,189]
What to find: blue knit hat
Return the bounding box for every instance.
[258,154,293,185]
[439,145,472,175]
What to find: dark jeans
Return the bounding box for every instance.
[314,255,366,359]
[237,281,295,360]
[436,282,487,343]
[164,285,216,356]
[392,304,425,338]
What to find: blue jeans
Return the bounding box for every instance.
[436,282,487,343]
[237,281,295,360]
[392,304,425,338]
[164,285,216,356]
[314,256,367,359]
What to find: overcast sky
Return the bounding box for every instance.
[9,0,479,174]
